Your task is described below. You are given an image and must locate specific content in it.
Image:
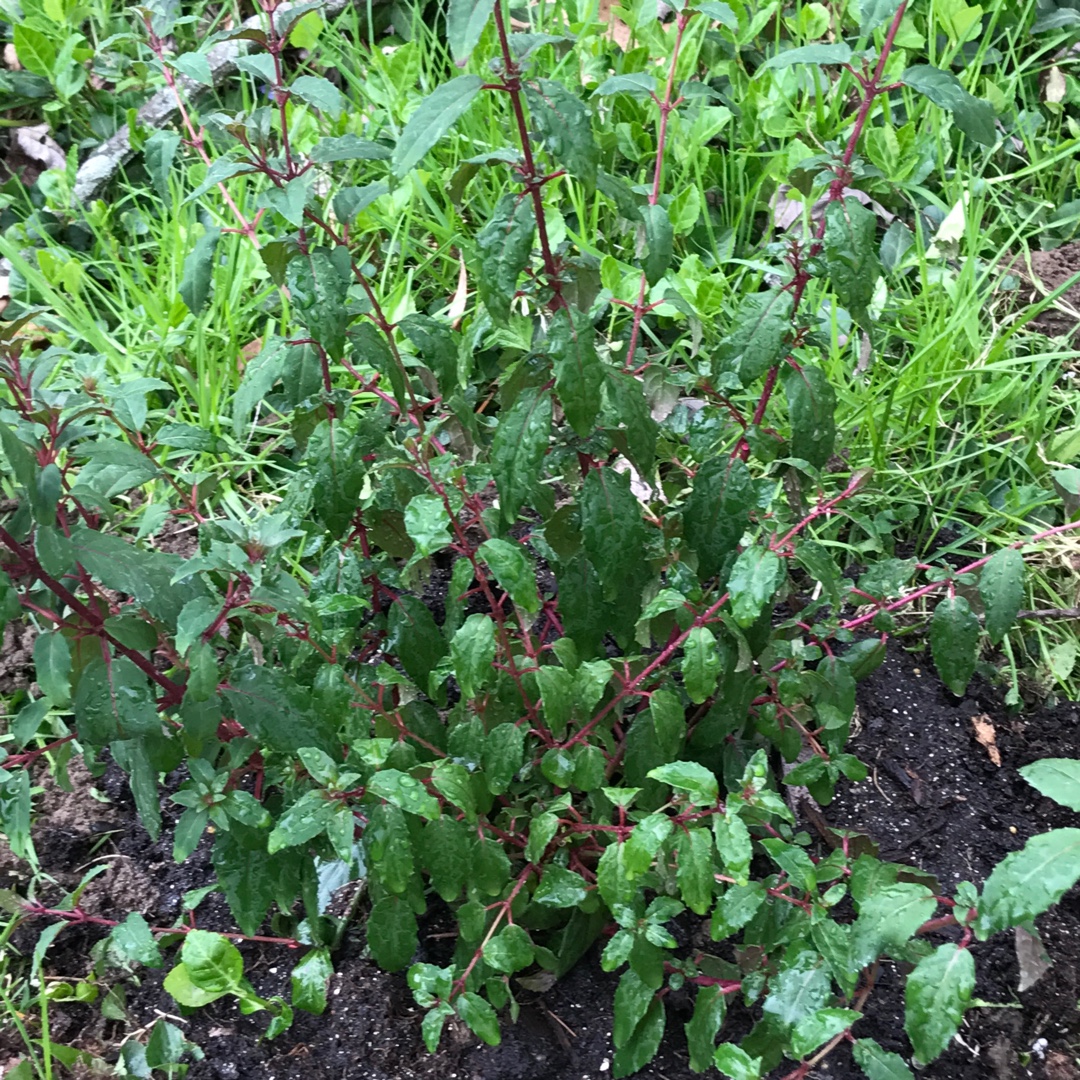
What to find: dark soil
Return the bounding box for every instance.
[3,644,1080,1080]
[1007,240,1080,340]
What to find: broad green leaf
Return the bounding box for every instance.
[13,24,55,76]
[929,595,979,696]
[483,924,534,973]
[717,290,793,387]
[676,828,714,915]
[388,595,448,690]
[581,466,646,596]
[211,830,276,936]
[901,65,996,146]
[683,457,753,581]
[556,555,608,659]
[822,198,880,324]
[850,883,936,967]
[398,313,458,396]
[762,952,831,1027]
[392,75,484,176]
[144,129,181,203]
[978,548,1024,645]
[594,72,656,97]
[880,219,915,273]
[106,913,163,968]
[367,769,441,820]
[1020,758,1080,811]
[904,944,973,1064]
[447,0,496,59]
[456,991,501,1045]
[647,761,718,805]
[366,805,414,894]
[690,1,737,28]
[728,547,781,628]
[184,156,257,205]
[761,43,853,69]
[179,226,221,313]
[268,791,334,853]
[604,370,658,476]
[419,816,469,900]
[526,811,560,863]
[641,203,673,285]
[623,813,674,876]
[180,930,243,994]
[596,841,636,908]
[534,865,589,907]
[73,657,159,744]
[523,78,598,186]
[551,306,604,438]
[713,810,753,889]
[612,996,664,1077]
[174,596,220,658]
[790,1007,861,1059]
[291,75,344,119]
[403,493,451,557]
[33,630,71,707]
[859,0,903,34]
[536,666,574,738]
[225,664,339,756]
[431,760,476,822]
[650,688,685,759]
[852,1038,915,1080]
[479,538,539,613]
[366,895,419,970]
[422,1001,455,1051]
[172,51,213,86]
[483,723,525,794]
[471,836,512,895]
[782,364,836,469]
[287,248,349,361]
[686,984,726,1071]
[291,948,333,1015]
[614,969,656,1046]
[310,135,392,163]
[235,53,277,83]
[164,963,224,1008]
[450,614,497,700]
[492,387,551,522]
[476,194,536,323]
[682,625,722,703]
[976,828,1080,936]
[713,1043,762,1080]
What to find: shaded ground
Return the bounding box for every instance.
[2,644,1079,1080]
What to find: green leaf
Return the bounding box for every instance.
[456,991,501,1045]
[790,1007,861,1059]
[393,75,484,176]
[479,538,539,613]
[179,226,221,313]
[900,65,996,146]
[367,769,442,820]
[268,791,334,853]
[526,811,560,863]
[728,547,781,629]
[144,129,181,203]
[762,952,831,1027]
[681,626,722,704]
[492,388,551,523]
[647,761,718,805]
[366,895,419,971]
[718,290,793,387]
[852,1038,915,1080]
[181,930,243,994]
[597,841,636,908]
[929,595,979,696]
[33,630,71,707]
[534,865,589,907]
[399,313,458,396]
[613,969,656,1046]
[431,760,476,822]
[447,0,495,59]
[523,78,598,186]
[483,924,535,973]
[783,365,836,469]
[421,1001,455,1051]
[184,155,257,205]
[419,816,469,901]
[713,811,754,891]
[686,984,727,1071]
[976,828,1080,937]
[388,595,448,690]
[850,883,936,967]
[172,51,213,86]
[164,963,224,1008]
[676,828,714,915]
[211,830,275,936]
[859,0,903,34]
[482,723,525,794]
[822,198,880,324]
[690,1,738,28]
[310,135,392,163]
[107,913,163,968]
[13,24,56,76]
[291,75,344,119]
[551,307,605,438]
[291,948,333,1015]
[880,219,914,273]
[650,688,685,759]
[612,996,664,1077]
[978,548,1024,645]
[1020,758,1080,811]
[287,248,349,361]
[556,555,608,660]
[225,664,339,756]
[713,1043,762,1080]
[683,457,753,582]
[581,465,646,596]
[471,836,512,895]
[641,203,673,285]
[904,944,974,1065]
[73,657,159,743]
[450,614,497,700]
[604,370,658,476]
[594,72,656,97]
[760,43,853,69]
[476,193,536,323]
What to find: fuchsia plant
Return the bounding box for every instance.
[3,1,1080,1077]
